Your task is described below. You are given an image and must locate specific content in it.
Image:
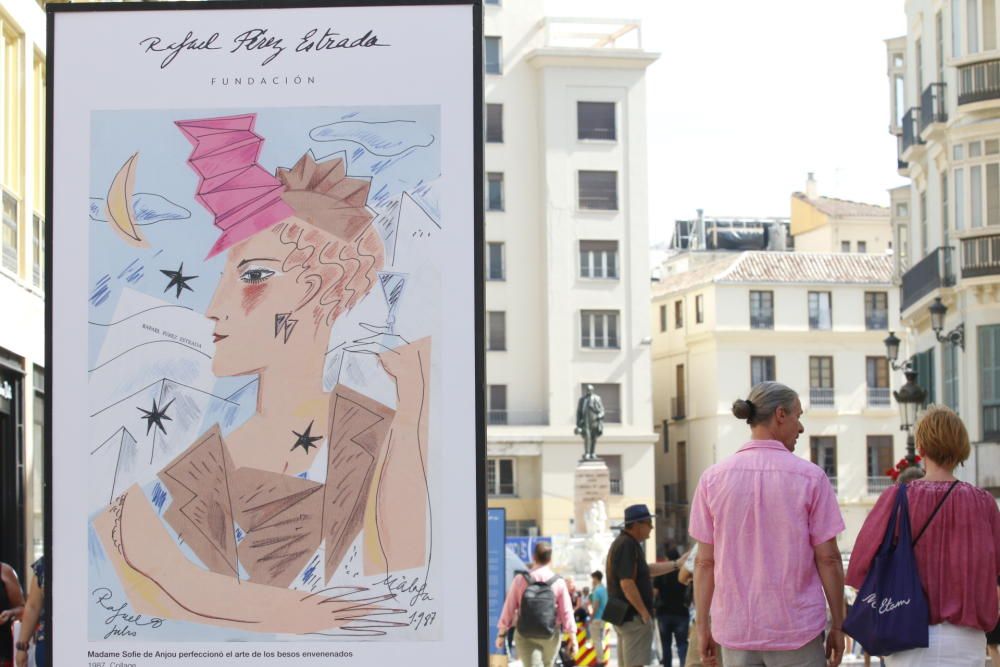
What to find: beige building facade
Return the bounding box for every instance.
[652,252,908,550]
[0,0,45,579]
[484,5,659,539]
[890,0,1000,492]
[791,174,892,255]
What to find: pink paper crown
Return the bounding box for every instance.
[176,113,295,258]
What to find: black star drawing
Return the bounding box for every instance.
[138,398,175,436]
[291,420,323,454]
[160,263,198,299]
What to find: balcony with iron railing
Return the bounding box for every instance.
[486,410,550,426]
[609,478,623,495]
[867,476,893,495]
[809,387,835,408]
[867,386,892,408]
[961,230,1000,279]
[920,82,947,131]
[901,246,955,313]
[901,107,922,154]
[958,58,1000,106]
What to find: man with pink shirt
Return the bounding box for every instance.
[689,381,846,667]
[496,541,577,666]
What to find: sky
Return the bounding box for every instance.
[546,0,908,245]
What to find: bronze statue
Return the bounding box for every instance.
[575,384,604,460]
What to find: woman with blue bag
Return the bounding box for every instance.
[846,406,1000,665]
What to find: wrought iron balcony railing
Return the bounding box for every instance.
[961,231,1000,278]
[920,82,947,129]
[901,107,922,153]
[809,387,835,407]
[867,387,892,407]
[901,246,955,312]
[958,59,1000,105]
[867,476,893,495]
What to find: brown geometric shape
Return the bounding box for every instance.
[232,469,324,588]
[159,425,239,577]
[322,385,394,580]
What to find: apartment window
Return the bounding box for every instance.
[578,171,618,211]
[31,214,42,288]
[809,356,834,406]
[577,101,616,141]
[988,163,1000,227]
[810,436,837,483]
[579,240,618,279]
[808,291,833,330]
[867,357,891,407]
[695,294,704,324]
[749,290,774,329]
[659,304,667,333]
[487,172,504,211]
[987,0,998,51]
[31,365,44,560]
[920,191,928,256]
[971,165,983,228]
[673,364,686,419]
[858,240,867,254]
[936,11,945,83]
[894,74,905,128]
[487,458,515,496]
[583,383,621,423]
[943,341,960,412]
[506,520,538,538]
[487,311,506,350]
[677,440,688,502]
[486,242,505,281]
[488,384,507,425]
[751,356,776,387]
[841,240,850,253]
[486,104,503,143]
[955,167,965,231]
[865,292,889,330]
[674,300,683,328]
[1,192,16,273]
[3,26,22,197]
[600,454,623,495]
[895,202,909,217]
[952,0,962,57]
[484,36,502,74]
[580,310,619,349]
[867,436,894,490]
[980,325,1000,439]
[942,173,950,252]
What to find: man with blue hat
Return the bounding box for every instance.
[605,504,684,667]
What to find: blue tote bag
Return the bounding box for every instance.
[843,481,958,656]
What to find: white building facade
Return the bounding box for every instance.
[652,252,908,549]
[484,3,659,538]
[0,0,45,578]
[890,0,1000,493]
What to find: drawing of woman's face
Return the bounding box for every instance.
[205,217,341,378]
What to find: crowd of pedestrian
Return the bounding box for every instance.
[495,381,1000,667]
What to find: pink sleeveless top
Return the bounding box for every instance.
[847,481,1000,632]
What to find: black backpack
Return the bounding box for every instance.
[515,570,561,639]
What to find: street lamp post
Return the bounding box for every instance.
[884,331,928,464]
[928,297,965,350]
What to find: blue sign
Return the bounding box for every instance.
[487,508,507,655]
[505,536,551,565]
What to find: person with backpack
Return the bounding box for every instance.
[496,541,577,666]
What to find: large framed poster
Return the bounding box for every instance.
[46,2,485,665]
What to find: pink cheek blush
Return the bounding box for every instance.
[241,283,268,315]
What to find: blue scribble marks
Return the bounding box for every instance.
[235,525,246,544]
[151,482,168,514]
[90,275,112,306]
[310,119,435,157]
[301,555,320,586]
[296,471,309,479]
[89,193,191,226]
[116,259,144,284]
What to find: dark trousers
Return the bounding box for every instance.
[657,613,689,666]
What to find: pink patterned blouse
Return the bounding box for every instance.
[846,481,1000,632]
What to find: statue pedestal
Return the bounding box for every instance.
[574,459,610,536]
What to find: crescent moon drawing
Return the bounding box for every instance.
[105,153,149,247]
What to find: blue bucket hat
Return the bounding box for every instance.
[622,503,654,526]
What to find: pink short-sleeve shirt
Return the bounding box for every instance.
[689,439,845,651]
